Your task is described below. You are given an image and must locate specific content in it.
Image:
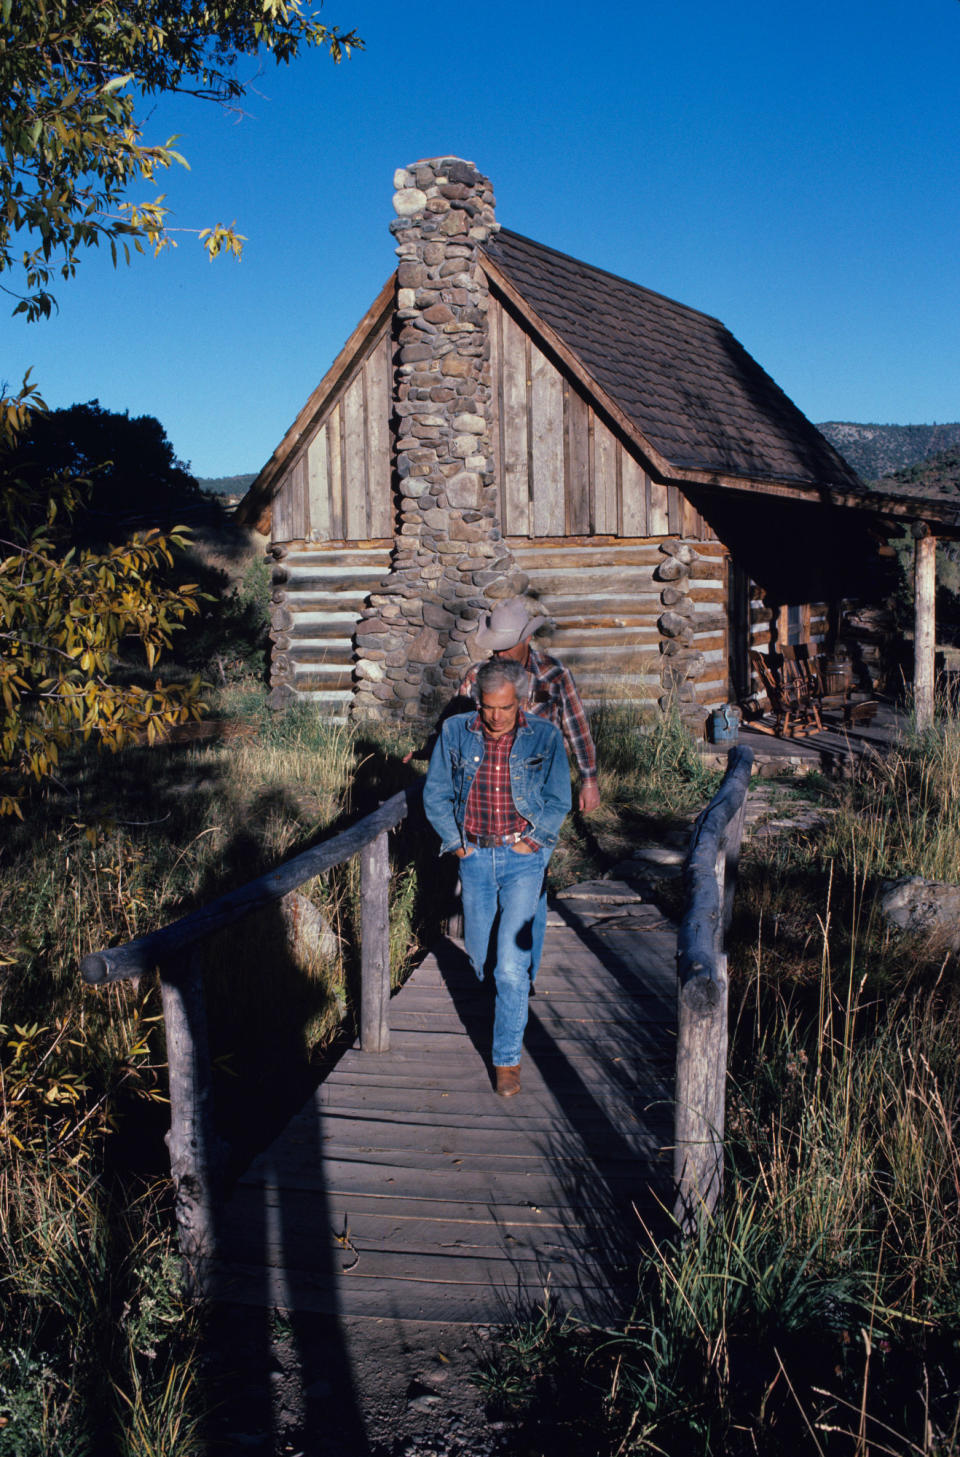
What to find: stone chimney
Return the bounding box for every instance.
[351,157,527,724]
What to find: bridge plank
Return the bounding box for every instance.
[218,1197,640,1269]
[298,1104,668,1140]
[388,1007,676,1032]
[378,1028,670,1060]
[209,1263,628,1323]
[236,1151,663,1198]
[308,1087,672,1125]
[303,1103,669,1136]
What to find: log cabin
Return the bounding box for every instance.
[236,156,960,730]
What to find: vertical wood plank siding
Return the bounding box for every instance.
[270,325,393,545]
[365,333,394,539]
[488,295,504,517]
[499,306,530,535]
[649,479,670,536]
[288,458,308,541]
[307,428,330,541]
[342,373,367,541]
[328,410,345,542]
[530,345,565,536]
[564,383,591,536]
[488,296,712,545]
[620,452,648,537]
[594,422,618,535]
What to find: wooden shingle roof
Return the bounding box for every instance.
[483,229,865,495]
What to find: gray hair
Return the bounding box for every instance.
[474,657,531,704]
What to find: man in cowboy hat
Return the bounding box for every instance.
[463,597,600,814]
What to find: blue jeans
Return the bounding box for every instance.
[458,845,547,1067]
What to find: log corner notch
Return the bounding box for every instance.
[912,521,936,731]
[674,744,754,1236]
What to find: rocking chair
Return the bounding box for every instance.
[749,649,823,737]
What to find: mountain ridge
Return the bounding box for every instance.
[817,421,960,483]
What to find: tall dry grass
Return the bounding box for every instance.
[550,700,720,888]
[0,682,423,1452]
[590,697,719,816]
[479,707,960,1455]
[826,710,960,884]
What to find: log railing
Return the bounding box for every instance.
[81,784,417,1287]
[674,745,753,1234]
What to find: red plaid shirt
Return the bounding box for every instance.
[463,714,534,844]
[462,647,596,784]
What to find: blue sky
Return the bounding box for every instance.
[3,0,959,478]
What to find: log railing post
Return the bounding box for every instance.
[673,930,728,1234]
[674,746,753,1236]
[359,827,391,1053]
[158,946,222,1293]
[722,793,748,936]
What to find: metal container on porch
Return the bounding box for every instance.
[707,703,742,744]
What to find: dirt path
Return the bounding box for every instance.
[203,1303,520,1456]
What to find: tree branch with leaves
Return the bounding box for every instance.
[0,0,361,318]
[0,379,208,814]
[0,1,360,812]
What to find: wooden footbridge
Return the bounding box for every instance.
[81,749,752,1325]
[211,895,676,1322]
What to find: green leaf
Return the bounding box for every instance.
[100,74,135,96]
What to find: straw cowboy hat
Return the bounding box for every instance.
[475,598,542,651]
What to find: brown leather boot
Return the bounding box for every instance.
[495,1064,521,1098]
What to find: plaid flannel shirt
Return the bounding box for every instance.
[463,716,532,843]
[462,647,597,784]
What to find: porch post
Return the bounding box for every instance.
[914,524,936,730]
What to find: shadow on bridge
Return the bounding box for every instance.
[431,898,676,1321]
[196,893,372,1454]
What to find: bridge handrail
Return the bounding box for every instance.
[674,744,753,1232]
[80,781,419,1287]
[81,784,417,984]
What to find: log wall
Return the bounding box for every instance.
[268,542,392,711]
[509,536,730,718]
[270,327,394,545]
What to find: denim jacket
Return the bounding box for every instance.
[423,711,572,855]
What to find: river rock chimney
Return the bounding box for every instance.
[351,157,527,723]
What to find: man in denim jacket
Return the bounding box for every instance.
[423,658,571,1097]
